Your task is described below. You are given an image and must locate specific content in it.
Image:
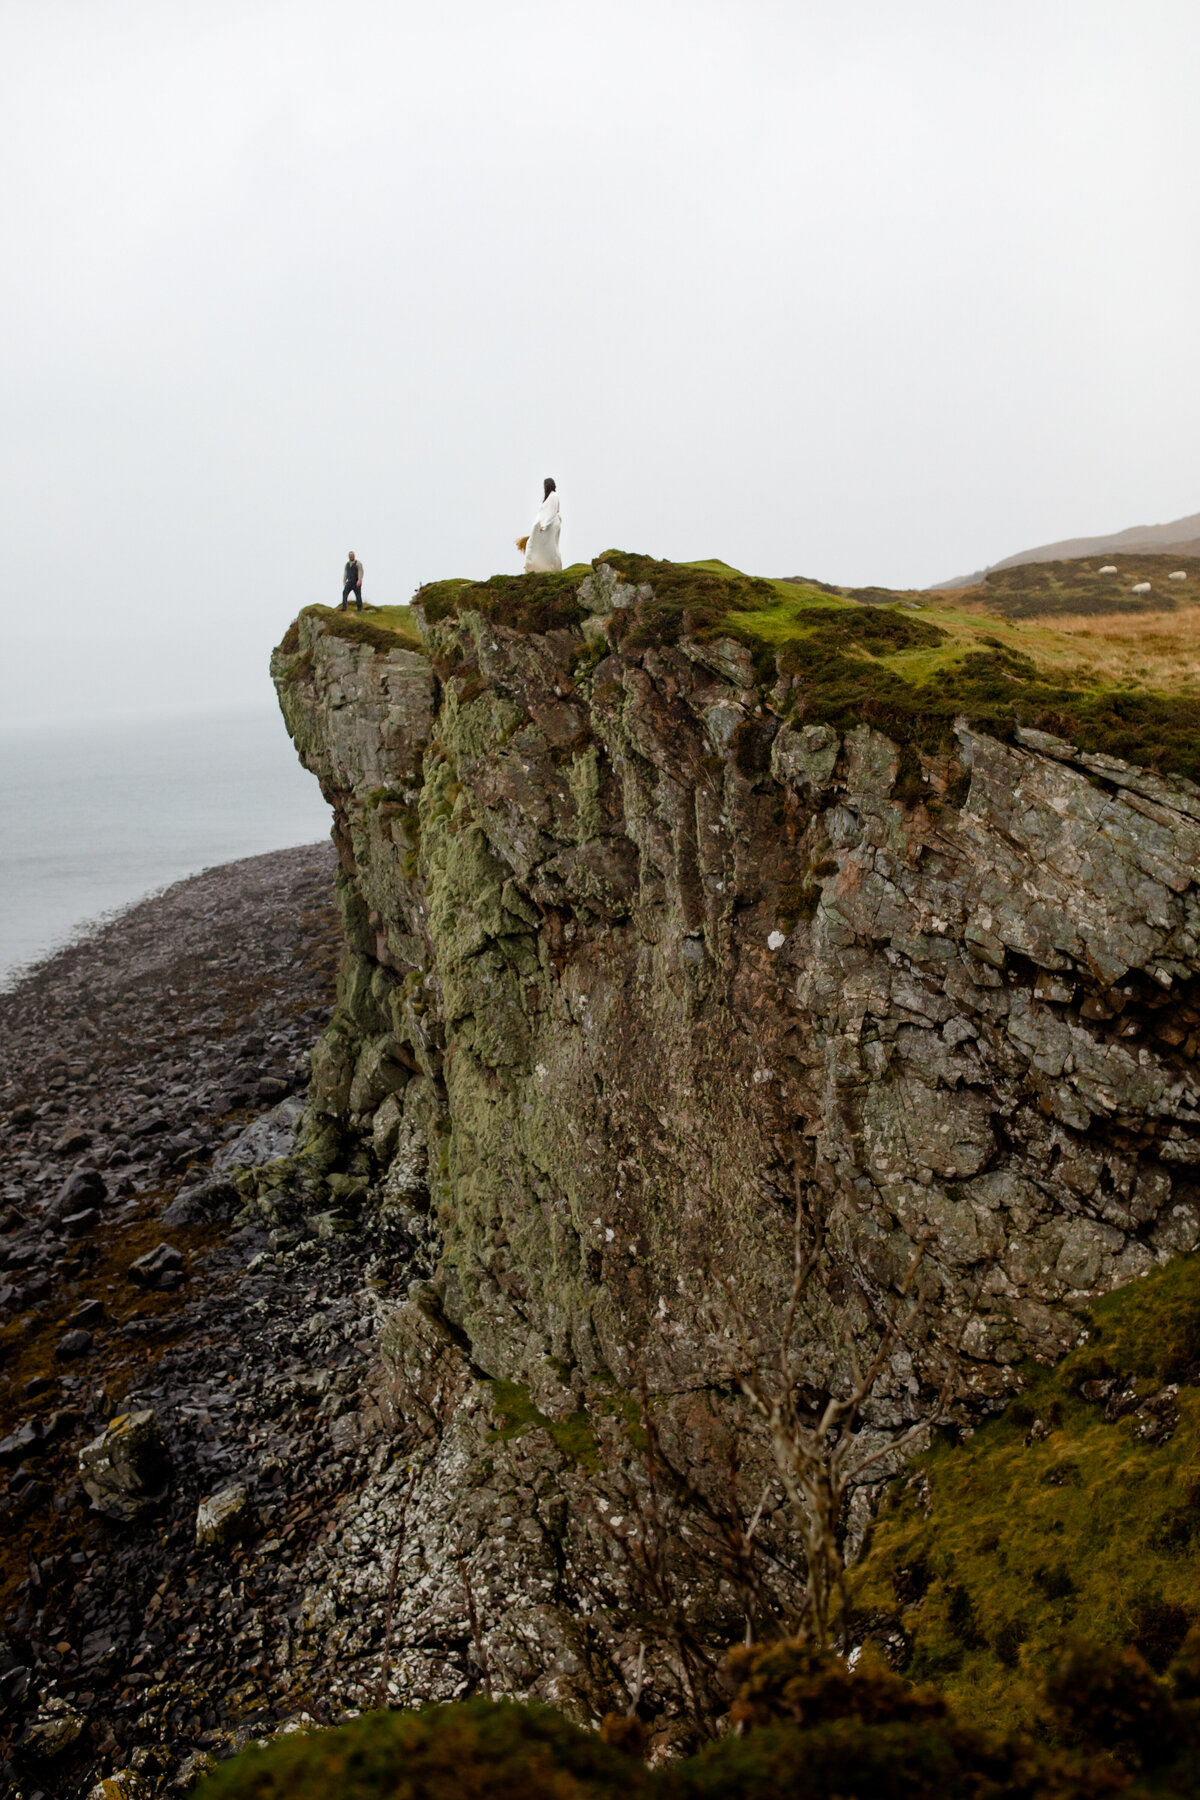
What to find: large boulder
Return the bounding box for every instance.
[0,1419,41,1465]
[22,1704,86,1758]
[78,1409,170,1521]
[48,1166,107,1222]
[128,1243,183,1288]
[213,1095,305,1172]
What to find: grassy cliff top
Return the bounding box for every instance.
[280,552,1200,783]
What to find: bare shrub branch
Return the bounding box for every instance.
[710,1178,960,1652]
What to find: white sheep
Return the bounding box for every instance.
[1099,565,1118,574]
[1169,570,1188,581]
[1131,581,1152,595]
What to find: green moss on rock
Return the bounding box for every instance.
[196,1699,649,1800]
[488,1378,599,1471]
[284,605,424,657]
[853,1253,1200,1732]
[194,1647,1199,1798]
[419,569,593,635]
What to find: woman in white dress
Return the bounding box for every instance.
[517,478,562,572]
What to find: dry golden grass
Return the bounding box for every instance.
[1014,603,1200,693]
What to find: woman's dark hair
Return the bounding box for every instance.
[543,477,556,498]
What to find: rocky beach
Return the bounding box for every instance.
[0,846,396,1793]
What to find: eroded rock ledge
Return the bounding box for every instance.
[267,579,1200,1719]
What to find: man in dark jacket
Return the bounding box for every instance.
[341,552,364,611]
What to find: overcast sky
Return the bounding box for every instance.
[2,1,1198,728]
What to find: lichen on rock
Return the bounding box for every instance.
[267,555,1200,1720]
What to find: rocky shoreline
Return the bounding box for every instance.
[0,845,406,1797]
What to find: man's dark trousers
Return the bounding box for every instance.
[341,581,362,612]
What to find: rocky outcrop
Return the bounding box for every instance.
[269,577,1200,1719]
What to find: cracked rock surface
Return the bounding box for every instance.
[256,596,1200,1728]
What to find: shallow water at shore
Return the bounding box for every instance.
[0,705,331,985]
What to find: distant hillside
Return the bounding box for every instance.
[938,508,1200,588]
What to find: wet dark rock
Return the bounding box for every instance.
[42,1407,82,1442]
[159,1191,201,1228]
[0,1420,42,1464]
[0,1663,30,1714]
[12,1477,50,1514]
[53,1124,93,1154]
[22,1704,87,1757]
[62,1205,102,1237]
[128,1242,184,1288]
[128,1111,170,1140]
[0,846,342,1778]
[49,1165,107,1220]
[22,1374,53,1399]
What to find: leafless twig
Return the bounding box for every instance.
[713,1173,957,1652]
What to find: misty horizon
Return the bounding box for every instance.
[2,2,1198,729]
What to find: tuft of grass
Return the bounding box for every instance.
[281,605,424,658]
[1016,607,1200,697]
[853,1253,1200,1732]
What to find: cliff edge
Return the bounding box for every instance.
[266,555,1200,1723]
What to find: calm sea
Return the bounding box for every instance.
[0,707,333,987]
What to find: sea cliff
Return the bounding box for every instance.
[266,555,1200,1720]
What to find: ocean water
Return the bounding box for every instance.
[0,706,333,987]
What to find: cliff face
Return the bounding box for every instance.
[268,568,1200,1716]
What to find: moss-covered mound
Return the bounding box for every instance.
[195,1699,649,1800]
[278,605,425,658]
[417,567,594,635]
[194,1641,1200,1798]
[854,1254,1200,1733]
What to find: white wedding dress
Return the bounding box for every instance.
[524,490,562,572]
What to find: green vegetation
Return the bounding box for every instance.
[196,1698,649,1800]
[488,1377,600,1471]
[418,567,594,635]
[196,1638,1200,1797]
[854,1253,1200,1732]
[191,1253,1200,1793]
[289,604,425,656]
[963,554,1200,620]
[411,551,1200,781]
[280,552,1200,782]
